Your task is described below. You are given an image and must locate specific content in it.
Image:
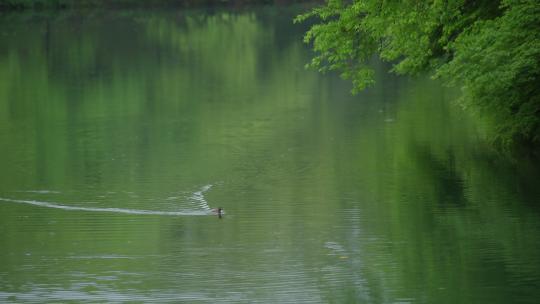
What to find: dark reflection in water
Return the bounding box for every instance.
[411,145,467,208]
[1,5,540,304]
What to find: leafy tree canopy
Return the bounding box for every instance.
[296,0,540,148]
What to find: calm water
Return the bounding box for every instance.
[1,6,540,303]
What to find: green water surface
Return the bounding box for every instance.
[1,5,540,303]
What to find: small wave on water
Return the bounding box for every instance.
[0,184,217,217]
[15,190,61,194]
[190,184,213,211]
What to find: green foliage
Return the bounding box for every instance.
[297,0,540,148]
[438,0,540,147]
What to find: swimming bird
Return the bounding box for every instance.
[211,207,223,219]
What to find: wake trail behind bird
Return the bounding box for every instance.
[0,184,216,216]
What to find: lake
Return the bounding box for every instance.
[1,5,540,303]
